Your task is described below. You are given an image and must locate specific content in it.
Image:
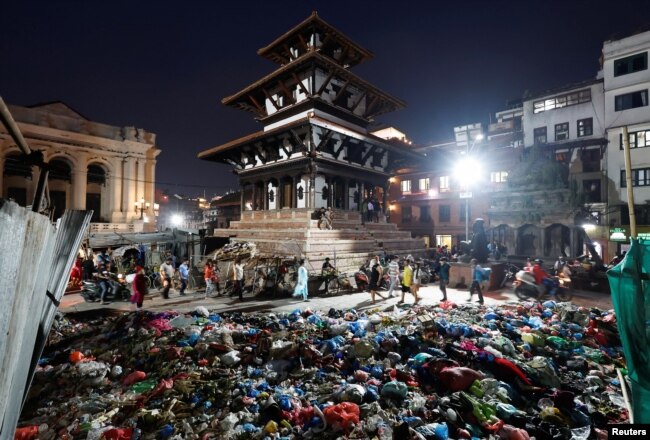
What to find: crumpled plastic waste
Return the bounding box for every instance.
[17,301,628,439]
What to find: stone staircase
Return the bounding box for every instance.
[213,208,427,273]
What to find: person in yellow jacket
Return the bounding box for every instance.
[398,258,418,305]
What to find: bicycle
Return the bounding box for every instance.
[144,269,162,291]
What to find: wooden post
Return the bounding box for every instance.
[622,126,637,239]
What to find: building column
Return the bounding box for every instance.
[309,175,316,209]
[72,156,87,210]
[240,183,246,213]
[343,179,349,210]
[136,159,145,207]
[122,157,137,222]
[263,180,269,210]
[358,182,364,211]
[292,175,298,208]
[110,157,123,221]
[251,183,257,210]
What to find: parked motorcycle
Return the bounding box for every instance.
[355,264,391,291]
[500,263,520,288]
[81,273,130,303]
[513,270,572,301]
[354,266,369,292]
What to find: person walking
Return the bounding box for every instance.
[438,257,450,301]
[82,254,95,281]
[178,258,190,296]
[387,255,400,298]
[230,258,244,301]
[366,199,374,223]
[410,260,422,304]
[361,198,368,225]
[96,264,111,305]
[368,255,384,304]
[292,259,309,301]
[159,257,175,299]
[398,258,414,304]
[204,259,215,297]
[130,265,148,310]
[468,258,485,304]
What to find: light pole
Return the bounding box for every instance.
[455,133,483,241]
[134,197,150,220]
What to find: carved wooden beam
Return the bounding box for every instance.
[255,143,268,164]
[289,129,308,152]
[292,72,311,97]
[278,80,296,104]
[360,144,378,165]
[350,90,367,113]
[333,136,347,159]
[363,95,380,119]
[316,129,335,151]
[262,88,281,111]
[297,34,310,52]
[333,79,351,103]
[279,137,292,158]
[224,152,244,168]
[316,69,336,96]
[282,43,293,62]
[243,148,257,166]
[247,94,266,117]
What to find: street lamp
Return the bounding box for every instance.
[171,214,183,227]
[455,133,484,241]
[134,197,150,220]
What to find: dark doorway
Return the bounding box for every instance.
[282,182,292,208]
[7,187,27,206]
[86,193,101,222]
[50,190,67,220]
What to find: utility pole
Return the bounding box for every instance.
[622,126,637,238]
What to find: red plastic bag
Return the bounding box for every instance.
[103,428,133,440]
[14,426,39,440]
[122,370,146,386]
[438,366,482,391]
[323,402,360,431]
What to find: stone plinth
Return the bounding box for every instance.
[213,208,427,273]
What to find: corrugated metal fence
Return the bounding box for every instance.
[0,201,92,438]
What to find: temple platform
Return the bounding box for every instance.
[213,208,427,272]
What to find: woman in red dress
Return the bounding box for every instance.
[130,265,148,309]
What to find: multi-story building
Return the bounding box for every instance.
[495,78,610,259]
[0,101,160,233]
[389,112,522,251]
[602,29,650,258]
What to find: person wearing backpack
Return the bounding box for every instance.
[468,258,485,304]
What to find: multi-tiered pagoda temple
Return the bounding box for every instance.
[199,12,426,269]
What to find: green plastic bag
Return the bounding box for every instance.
[607,238,650,423]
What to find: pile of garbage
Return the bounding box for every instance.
[211,242,256,261]
[18,301,628,439]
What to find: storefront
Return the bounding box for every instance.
[608,226,650,260]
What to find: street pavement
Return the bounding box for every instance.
[59,282,613,316]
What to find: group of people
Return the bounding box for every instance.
[360,197,381,224]
[317,207,334,230]
[204,258,244,301]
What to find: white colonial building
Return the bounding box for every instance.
[602,30,650,243]
[0,102,160,232]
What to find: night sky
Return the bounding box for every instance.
[2,0,649,196]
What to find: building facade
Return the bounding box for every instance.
[602,30,650,256]
[0,102,160,232]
